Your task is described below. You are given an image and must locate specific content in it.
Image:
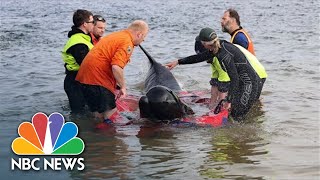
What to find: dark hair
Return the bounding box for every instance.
[73,9,93,27]
[226,8,240,26]
[93,15,106,25]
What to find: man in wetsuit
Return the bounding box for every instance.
[195,8,267,100]
[166,28,260,120]
[61,9,94,112]
[195,41,267,101]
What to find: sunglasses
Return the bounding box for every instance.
[86,20,94,24]
[94,16,106,22]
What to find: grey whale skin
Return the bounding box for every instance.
[138,45,193,121]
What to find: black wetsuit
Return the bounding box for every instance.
[64,27,90,112]
[179,40,260,119]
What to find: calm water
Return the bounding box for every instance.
[1,0,319,179]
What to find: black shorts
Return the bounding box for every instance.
[80,84,116,113]
[209,78,230,92]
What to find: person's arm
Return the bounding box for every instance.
[233,32,249,49]
[165,49,214,70]
[178,50,214,64]
[110,41,133,98]
[67,44,90,65]
[112,65,126,98]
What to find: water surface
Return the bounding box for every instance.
[1,0,319,179]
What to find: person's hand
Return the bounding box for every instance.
[116,87,127,99]
[210,99,231,114]
[165,60,178,70]
[209,102,219,110]
[223,102,231,111]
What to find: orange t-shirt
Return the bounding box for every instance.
[76,30,134,93]
[90,33,100,45]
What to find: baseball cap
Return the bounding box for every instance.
[195,27,217,42]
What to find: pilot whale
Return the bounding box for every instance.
[138,45,193,121]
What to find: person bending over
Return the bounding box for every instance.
[76,20,149,123]
[166,28,260,120]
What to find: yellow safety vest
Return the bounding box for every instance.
[210,57,230,82]
[234,44,267,79]
[62,33,93,71]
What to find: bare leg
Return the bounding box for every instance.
[93,108,117,123]
[102,108,117,120]
[209,86,228,110]
[93,111,104,122]
[209,86,219,109]
[217,92,228,102]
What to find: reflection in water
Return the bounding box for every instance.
[229,100,266,123]
[63,97,268,180]
[80,133,131,179]
[68,116,269,180]
[199,124,269,179]
[245,100,266,123]
[137,126,182,179]
[197,100,268,179]
[68,113,140,179]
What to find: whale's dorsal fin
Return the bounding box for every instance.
[139,45,155,65]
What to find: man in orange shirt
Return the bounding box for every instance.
[76,20,149,123]
[90,15,106,45]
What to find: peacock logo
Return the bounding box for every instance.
[11,112,85,155]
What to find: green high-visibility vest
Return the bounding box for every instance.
[62,33,93,71]
[210,57,230,82]
[234,44,267,79]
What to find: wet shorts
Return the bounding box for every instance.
[209,78,230,93]
[80,84,116,113]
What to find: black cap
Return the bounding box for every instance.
[195,27,217,42]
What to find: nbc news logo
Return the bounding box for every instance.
[11,112,85,171]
